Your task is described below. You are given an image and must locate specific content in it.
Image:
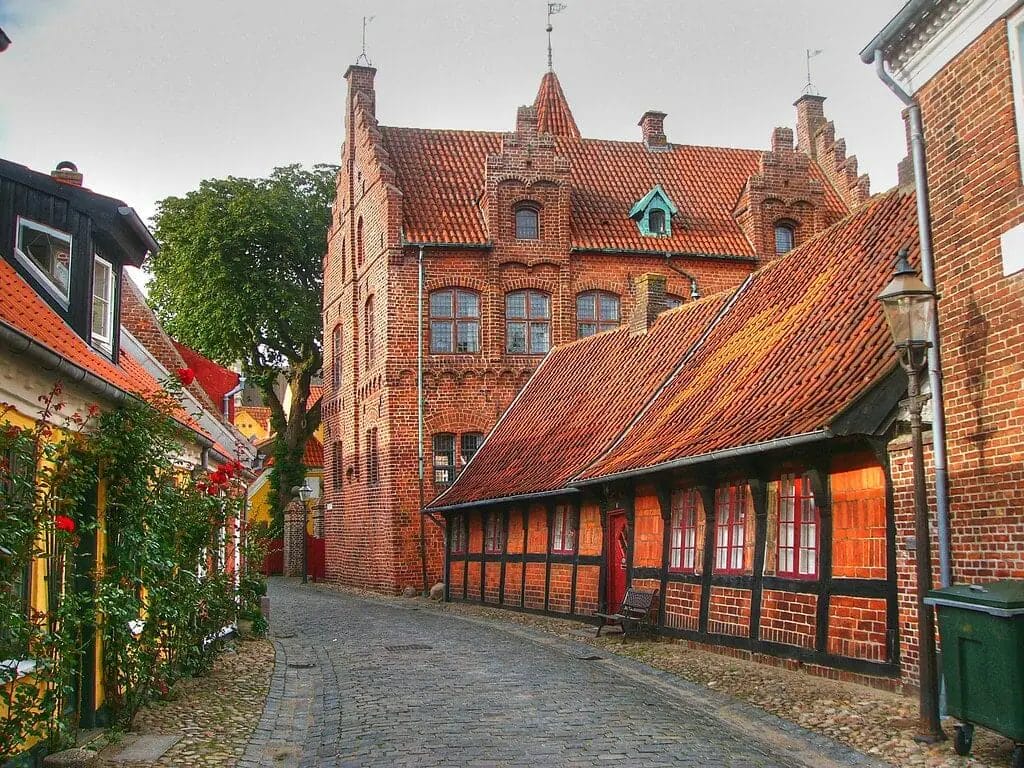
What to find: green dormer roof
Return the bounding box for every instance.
[629,184,679,237]
[628,184,679,219]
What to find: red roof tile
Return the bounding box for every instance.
[303,436,323,468]
[173,341,239,410]
[430,190,918,508]
[534,71,580,139]
[238,406,272,430]
[307,385,323,410]
[380,129,848,254]
[0,258,214,443]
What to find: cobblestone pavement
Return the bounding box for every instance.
[97,637,274,767]
[238,578,885,768]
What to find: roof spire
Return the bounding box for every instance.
[356,15,374,66]
[546,3,567,71]
[533,70,580,138]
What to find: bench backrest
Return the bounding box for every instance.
[621,588,657,614]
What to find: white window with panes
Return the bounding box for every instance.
[91,256,115,353]
[14,217,72,306]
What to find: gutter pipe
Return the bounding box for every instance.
[871,49,953,588]
[417,246,428,595]
[223,374,246,418]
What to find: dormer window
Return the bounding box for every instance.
[775,222,795,254]
[14,217,72,307]
[628,185,679,238]
[514,204,539,240]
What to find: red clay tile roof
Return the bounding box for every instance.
[380,129,848,253]
[430,291,732,507]
[534,71,580,139]
[429,190,917,509]
[0,257,215,444]
[307,386,323,409]
[173,341,239,410]
[303,436,323,469]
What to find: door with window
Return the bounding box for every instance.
[605,510,628,611]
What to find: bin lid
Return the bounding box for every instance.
[926,580,1024,611]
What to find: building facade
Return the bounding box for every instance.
[863,0,1024,685]
[322,63,871,593]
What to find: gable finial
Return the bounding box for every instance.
[547,3,567,71]
[356,15,375,66]
[803,48,823,95]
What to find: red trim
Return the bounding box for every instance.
[776,472,819,579]
[668,488,699,573]
[713,482,747,574]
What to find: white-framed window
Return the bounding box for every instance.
[14,217,72,307]
[91,256,115,353]
[1009,6,1024,181]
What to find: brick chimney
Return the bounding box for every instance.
[516,105,539,136]
[794,94,826,158]
[51,161,83,187]
[639,111,668,150]
[630,273,668,335]
[344,64,376,119]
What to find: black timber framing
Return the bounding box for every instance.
[807,463,834,654]
[655,480,673,628]
[543,502,554,612]
[870,435,902,666]
[443,512,452,603]
[498,507,509,605]
[569,499,581,615]
[696,483,717,634]
[520,505,529,609]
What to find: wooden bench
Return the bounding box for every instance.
[594,588,658,639]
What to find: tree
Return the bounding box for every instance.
[149,164,336,531]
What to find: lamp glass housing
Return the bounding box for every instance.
[877,258,935,348]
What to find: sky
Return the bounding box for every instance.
[1,0,908,233]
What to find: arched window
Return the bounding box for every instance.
[331,325,343,389]
[648,208,667,235]
[664,294,684,310]
[576,291,620,337]
[514,205,540,240]
[357,217,365,267]
[366,427,380,486]
[364,295,375,369]
[774,223,795,254]
[429,289,480,354]
[505,290,550,354]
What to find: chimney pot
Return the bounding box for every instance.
[51,161,83,187]
[630,273,668,335]
[639,111,668,150]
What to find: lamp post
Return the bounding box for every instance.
[292,484,313,584]
[877,249,944,744]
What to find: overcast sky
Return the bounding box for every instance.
[2,0,906,229]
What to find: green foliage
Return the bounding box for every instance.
[148,163,335,529]
[0,377,255,760]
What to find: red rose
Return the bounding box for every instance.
[176,368,195,386]
[210,469,228,485]
[205,485,219,496]
[54,514,75,533]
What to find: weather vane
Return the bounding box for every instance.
[356,15,375,66]
[547,3,568,71]
[803,48,823,95]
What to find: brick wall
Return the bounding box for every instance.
[828,596,888,662]
[632,489,663,568]
[759,590,817,649]
[708,586,752,637]
[663,582,701,631]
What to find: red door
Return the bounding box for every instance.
[606,510,628,610]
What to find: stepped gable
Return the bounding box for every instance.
[533,71,581,138]
[429,292,731,508]
[429,190,918,508]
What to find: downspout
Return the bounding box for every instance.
[663,252,701,300]
[873,49,953,588]
[417,246,428,595]
[223,374,246,419]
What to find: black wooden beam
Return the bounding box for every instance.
[697,482,717,634]
[656,479,673,629]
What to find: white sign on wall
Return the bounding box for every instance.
[1000,221,1024,277]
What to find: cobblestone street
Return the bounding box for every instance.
[238,578,884,768]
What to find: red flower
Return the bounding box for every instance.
[205,485,219,497]
[87,404,101,418]
[210,469,228,485]
[54,514,76,533]
[176,368,195,386]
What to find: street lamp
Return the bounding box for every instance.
[877,249,945,744]
[292,484,313,584]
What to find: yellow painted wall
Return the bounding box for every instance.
[234,411,270,443]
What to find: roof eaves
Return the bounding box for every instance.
[570,246,757,263]
[574,430,832,488]
[426,486,580,514]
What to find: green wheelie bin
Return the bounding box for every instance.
[925,580,1024,766]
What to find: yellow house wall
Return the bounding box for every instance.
[234,412,270,443]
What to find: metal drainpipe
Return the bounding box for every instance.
[417,246,428,595]
[873,49,953,588]
[663,252,701,301]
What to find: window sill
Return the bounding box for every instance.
[0,658,38,682]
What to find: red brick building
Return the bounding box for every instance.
[428,190,919,683]
[862,0,1024,686]
[322,63,871,593]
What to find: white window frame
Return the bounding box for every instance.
[1008,6,1024,181]
[14,216,72,308]
[91,255,115,352]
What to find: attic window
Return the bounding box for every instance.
[14,217,72,307]
[775,223,795,254]
[629,185,679,238]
